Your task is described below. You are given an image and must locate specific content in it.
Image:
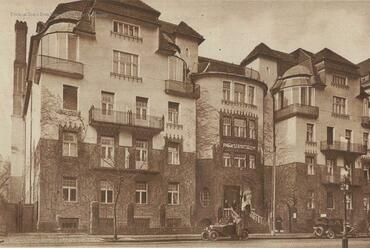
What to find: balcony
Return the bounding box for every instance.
[275,104,319,122]
[321,167,364,186]
[320,141,366,156]
[37,55,84,79]
[94,159,160,175]
[89,107,164,134]
[362,116,370,129]
[165,80,200,99]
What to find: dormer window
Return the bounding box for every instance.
[113,20,139,38]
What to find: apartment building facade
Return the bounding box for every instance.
[242,44,370,232]
[23,0,203,232]
[193,57,268,231]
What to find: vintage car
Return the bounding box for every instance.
[313,217,359,239]
[201,222,249,241]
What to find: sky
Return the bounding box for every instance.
[1,0,370,159]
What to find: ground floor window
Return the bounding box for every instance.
[59,218,79,230]
[135,182,148,204]
[167,183,179,205]
[346,193,353,210]
[223,153,232,167]
[364,195,370,211]
[200,187,211,207]
[327,191,334,209]
[307,191,315,209]
[62,177,77,202]
[100,180,113,204]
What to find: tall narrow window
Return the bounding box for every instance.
[234,118,246,138]
[326,158,335,176]
[306,156,315,175]
[168,56,185,82]
[346,193,353,210]
[136,97,148,120]
[113,50,139,77]
[168,183,179,205]
[307,191,314,209]
[364,195,370,211]
[63,85,78,111]
[100,181,113,204]
[101,136,114,167]
[223,153,231,167]
[62,132,78,157]
[327,192,334,209]
[223,81,231,101]
[200,188,211,207]
[168,142,180,165]
[168,102,179,124]
[306,124,314,143]
[57,33,78,61]
[363,132,369,149]
[301,87,312,106]
[345,129,352,143]
[62,177,77,202]
[135,182,148,204]
[248,154,256,169]
[363,164,370,183]
[135,140,148,169]
[101,92,114,115]
[234,83,245,103]
[222,117,231,136]
[247,86,255,105]
[248,119,256,139]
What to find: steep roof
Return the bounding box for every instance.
[198,56,245,76]
[159,20,204,44]
[107,0,161,15]
[313,48,358,68]
[358,58,370,76]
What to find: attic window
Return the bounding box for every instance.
[112,20,142,42]
[332,74,347,88]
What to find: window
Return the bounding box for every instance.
[364,195,370,211]
[247,86,255,105]
[135,182,148,204]
[57,33,78,61]
[223,153,231,167]
[222,117,231,136]
[333,96,346,115]
[234,154,246,168]
[363,164,369,183]
[112,20,139,38]
[63,177,77,202]
[326,158,335,176]
[248,154,256,169]
[332,74,346,86]
[223,81,231,101]
[168,142,180,165]
[101,136,114,167]
[327,192,334,209]
[62,132,77,157]
[306,124,314,143]
[59,218,79,230]
[63,85,78,111]
[234,83,245,103]
[200,188,210,207]
[168,102,179,124]
[101,92,114,115]
[248,119,256,139]
[363,132,369,149]
[345,129,352,143]
[307,191,314,209]
[346,193,353,210]
[135,140,148,169]
[100,180,113,204]
[306,156,315,175]
[234,118,246,138]
[113,50,139,77]
[300,87,312,106]
[136,97,148,120]
[168,183,179,205]
[168,56,185,82]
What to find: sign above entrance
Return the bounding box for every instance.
[223,143,256,150]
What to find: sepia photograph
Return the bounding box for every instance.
[0,0,370,247]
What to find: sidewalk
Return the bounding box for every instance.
[1,232,369,245]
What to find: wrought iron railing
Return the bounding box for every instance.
[320,141,366,155]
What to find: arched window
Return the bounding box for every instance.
[200,187,211,207]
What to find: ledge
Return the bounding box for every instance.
[110,72,143,83]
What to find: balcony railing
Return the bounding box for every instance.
[320,141,367,155]
[37,55,84,79]
[165,80,200,99]
[362,116,370,129]
[89,107,164,132]
[95,158,160,174]
[321,167,364,186]
[275,104,319,122]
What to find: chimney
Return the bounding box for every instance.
[13,20,28,116]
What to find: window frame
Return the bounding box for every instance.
[112,50,139,77]
[222,117,232,137]
[167,142,180,165]
[167,183,180,205]
[327,191,334,209]
[223,81,231,101]
[135,139,148,169]
[233,118,247,138]
[62,177,77,202]
[136,97,148,120]
[223,152,232,167]
[234,83,246,103]
[168,102,179,125]
[306,123,314,143]
[101,136,115,167]
[333,96,347,115]
[112,20,140,38]
[63,85,78,111]
[135,182,148,205]
[307,191,315,209]
[200,187,211,207]
[62,132,78,157]
[100,180,114,204]
[306,155,315,175]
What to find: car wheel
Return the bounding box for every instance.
[326,229,335,239]
[241,229,249,240]
[201,231,208,241]
[209,230,219,241]
[313,227,324,238]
